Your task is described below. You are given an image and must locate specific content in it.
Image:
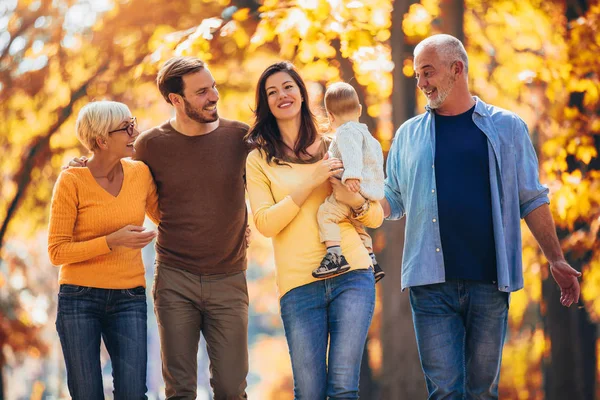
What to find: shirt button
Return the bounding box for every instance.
[432,164,435,168]
[431,189,435,193]
[432,218,437,222]
[436,248,440,252]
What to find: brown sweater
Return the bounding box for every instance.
[134,118,249,275]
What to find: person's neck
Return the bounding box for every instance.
[277,116,302,150]
[435,87,476,116]
[86,153,122,179]
[332,116,359,130]
[171,113,219,136]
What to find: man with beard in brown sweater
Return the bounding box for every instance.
[136,57,249,400]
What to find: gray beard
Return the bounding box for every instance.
[428,75,455,109]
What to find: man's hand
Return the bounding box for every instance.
[245,225,251,248]
[330,178,365,209]
[345,178,361,193]
[524,205,581,308]
[62,156,88,170]
[549,260,582,307]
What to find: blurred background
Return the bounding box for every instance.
[1,0,599,398]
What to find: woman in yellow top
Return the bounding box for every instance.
[245,62,384,399]
[48,101,159,400]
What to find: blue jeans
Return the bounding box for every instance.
[56,284,148,400]
[280,269,375,400]
[409,281,509,400]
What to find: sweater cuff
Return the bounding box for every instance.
[94,236,112,255]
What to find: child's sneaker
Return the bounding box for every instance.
[312,253,351,278]
[373,263,385,283]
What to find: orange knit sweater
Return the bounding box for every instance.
[48,159,160,289]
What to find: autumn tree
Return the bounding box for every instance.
[536,2,599,398]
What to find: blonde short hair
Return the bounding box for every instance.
[324,82,360,117]
[75,101,131,152]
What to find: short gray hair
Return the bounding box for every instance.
[414,34,469,72]
[75,101,131,152]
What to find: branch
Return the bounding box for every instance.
[0,61,110,255]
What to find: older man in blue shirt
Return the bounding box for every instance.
[382,34,581,399]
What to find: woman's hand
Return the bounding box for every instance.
[290,154,343,208]
[106,225,157,249]
[311,153,344,186]
[330,178,366,209]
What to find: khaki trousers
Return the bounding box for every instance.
[317,194,373,250]
[153,263,249,400]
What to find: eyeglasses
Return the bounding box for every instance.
[108,117,137,137]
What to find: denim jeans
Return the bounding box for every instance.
[56,284,148,400]
[280,269,375,400]
[409,281,509,400]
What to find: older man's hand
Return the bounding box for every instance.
[550,260,581,307]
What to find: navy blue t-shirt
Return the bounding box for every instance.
[434,105,497,283]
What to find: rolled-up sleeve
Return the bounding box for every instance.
[384,130,406,220]
[514,118,549,218]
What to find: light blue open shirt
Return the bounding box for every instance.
[384,97,549,292]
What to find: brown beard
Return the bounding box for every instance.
[183,97,219,123]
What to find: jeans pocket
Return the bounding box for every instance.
[58,284,90,296]
[125,286,146,298]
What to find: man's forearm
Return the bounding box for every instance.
[524,204,565,263]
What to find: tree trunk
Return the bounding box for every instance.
[379,219,427,399]
[438,0,465,42]
[378,0,426,398]
[332,38,377,133]
[390,0,417,131]
[542,268,596,400]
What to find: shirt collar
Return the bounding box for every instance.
[425,96,488,118]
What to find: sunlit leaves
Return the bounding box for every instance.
[500,328,546,399]
[582,259,600,320]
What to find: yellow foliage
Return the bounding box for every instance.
[500,329,545,399]
[582,259,600,320]
[402,4,434,41]
[233,8,250,21]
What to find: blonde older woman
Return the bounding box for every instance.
[48,101,159,400]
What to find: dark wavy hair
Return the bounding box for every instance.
[245,61,320,165]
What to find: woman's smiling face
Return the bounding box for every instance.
[265,71,303,122]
